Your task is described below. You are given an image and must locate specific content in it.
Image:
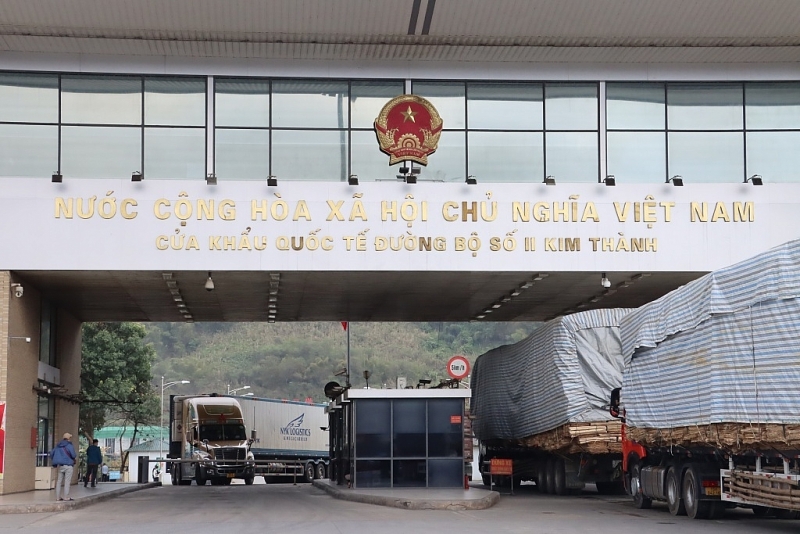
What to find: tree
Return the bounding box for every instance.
[79,323,160,457]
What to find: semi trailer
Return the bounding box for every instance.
[237,396,329,483]
[613,239,800,519]
[471,308,632,495]
[168,393,329,486]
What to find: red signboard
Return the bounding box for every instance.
[450,415,462,424]
[490,458,513,476]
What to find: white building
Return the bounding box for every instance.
[1,0,800,494]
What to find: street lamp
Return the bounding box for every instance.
[160,377,190,479]
[227,385,251,395]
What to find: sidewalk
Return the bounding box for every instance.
[0,482,159,514]
[312,479,499,510]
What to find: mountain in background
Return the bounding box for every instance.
[145,322,538,402]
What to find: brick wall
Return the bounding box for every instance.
[0,273,81,495]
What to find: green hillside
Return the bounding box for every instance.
[146,322,538,402]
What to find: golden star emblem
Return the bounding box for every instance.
[400,105,417,123]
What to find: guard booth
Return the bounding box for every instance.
[327,388,471,488]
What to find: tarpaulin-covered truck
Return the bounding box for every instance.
[169,394,256,486]
[614,239,800,519]
[471,308,633,495]
[237,396,329,483]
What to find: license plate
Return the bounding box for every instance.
[227,473,235,478]
[705,487,721,496]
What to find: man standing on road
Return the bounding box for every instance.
[85,438,103,487]
[50,433,77,501]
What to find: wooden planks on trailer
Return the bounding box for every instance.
[515,421,622,454]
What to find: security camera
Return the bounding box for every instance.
[11,283,23,298]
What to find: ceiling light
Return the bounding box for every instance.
[270,273,281,281]
[205,272,215,291]
[475,315,485,319]
[269,289,279,295]
[162,273,173,280]
[269,296,278,302]
[533,273,549,281]
[491,303,502,309]
[510,290,521,297]
[501,296,511,302]
[601,273,611,288]
[166,280,178,289]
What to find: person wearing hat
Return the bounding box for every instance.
[50,433,77,501]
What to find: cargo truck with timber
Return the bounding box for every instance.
[612,239,800,519]
[471,308,632,495]
[169,394,256,486]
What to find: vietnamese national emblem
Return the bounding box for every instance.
[374,94,443,166]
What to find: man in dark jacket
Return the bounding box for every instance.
[85,439,103,487]
[50,433,77,501]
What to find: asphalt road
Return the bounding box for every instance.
[2,483,799,534]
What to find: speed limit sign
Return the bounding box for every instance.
[447,355,470,380]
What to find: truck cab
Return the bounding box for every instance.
[170,394,256,486]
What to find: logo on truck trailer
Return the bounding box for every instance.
[280,414,311,441]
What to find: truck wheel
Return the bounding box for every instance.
[629,462,652,509]
[544,458,556,494]
[682,465,712,519]
[553,458,568,496]
[244,475,255,485]
[195,466,207,486]
[304,462,316,483]
[666,467,686,516]
[535,463,547,493]
[315,463,326,480]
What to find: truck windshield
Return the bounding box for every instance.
[198,424,247,441]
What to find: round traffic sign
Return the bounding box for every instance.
[447,355,470,380]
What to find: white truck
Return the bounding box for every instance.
[237,396,329,483]
[168,394,257,486]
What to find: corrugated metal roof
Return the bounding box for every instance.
[0,0,798,63]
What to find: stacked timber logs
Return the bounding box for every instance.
[516,420,622,454]
[726,470,800,511]
[627,423,800,453]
